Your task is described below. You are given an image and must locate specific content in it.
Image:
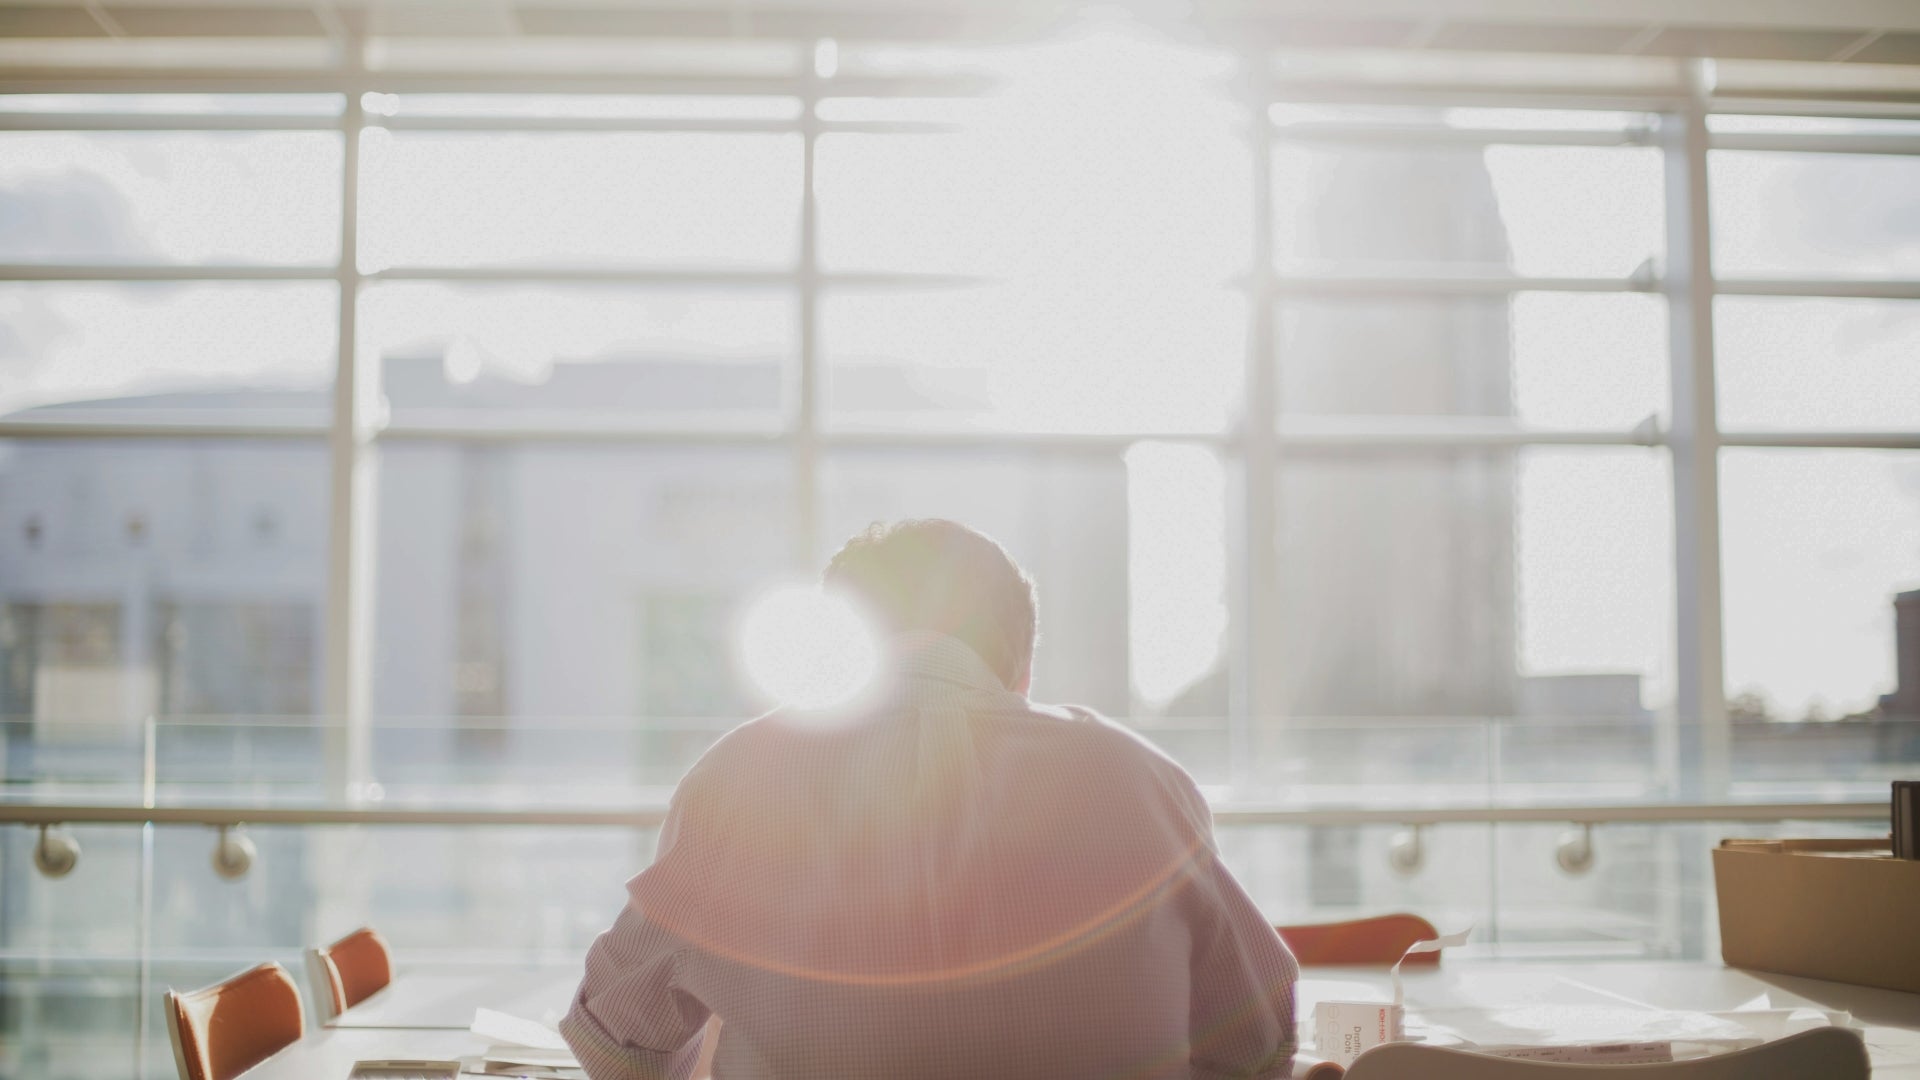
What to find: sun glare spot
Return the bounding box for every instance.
[738,584,879,711]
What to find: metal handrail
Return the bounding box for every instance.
[0,799,1886,830]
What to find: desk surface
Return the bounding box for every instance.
[255,960,1920,1079]
[329,968,581,1030]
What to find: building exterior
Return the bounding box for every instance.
[1882,589,1920,719]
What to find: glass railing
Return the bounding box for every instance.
[0,713,1902,1078]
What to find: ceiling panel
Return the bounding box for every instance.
[1854,32,1920,65]
[1640,26,1873,63]
[0,6,109,35]
[102,5,330,35]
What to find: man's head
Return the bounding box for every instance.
[824,519,1037,693]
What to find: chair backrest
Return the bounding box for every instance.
[1343,1026,1870,1080]
[162,961,306,1080]
[1276,913,1442,966]
[306,926,393,1022]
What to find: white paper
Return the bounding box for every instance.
[1710,1007,1852,1042]
[1413,1003,1763,1052]
[1390,926,1472,1008]
[472,1007,569,1051]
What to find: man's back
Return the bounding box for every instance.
[563,634,1298,1080]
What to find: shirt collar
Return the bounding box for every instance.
[888,630,1016,698]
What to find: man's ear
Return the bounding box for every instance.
[1011,661,1032,696]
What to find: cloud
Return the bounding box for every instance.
[0,170,152,260]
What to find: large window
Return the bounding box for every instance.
[1,52,1915,789]
[3,30,1917,1080]
[1,46,1916,1043]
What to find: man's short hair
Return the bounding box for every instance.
[824,519,1037,688]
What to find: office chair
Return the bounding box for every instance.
[1277,913,1443,966]
[162,961,306,1080]
[305,925,394,1023]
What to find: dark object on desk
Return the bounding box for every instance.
[1343,1025,1868,1079]
[348,1061,459,1080]
[1896,780,1919,860]
[1277,913,1443,966]
[472,1063,586,1079]
[1714,836,1920,994]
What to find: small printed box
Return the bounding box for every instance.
[1312,1000,1404,1067]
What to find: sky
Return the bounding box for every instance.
[1,24,1917,719]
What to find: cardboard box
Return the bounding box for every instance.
[1713,837,1920,994]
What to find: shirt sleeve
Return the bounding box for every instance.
[561,791,714,1080]
[1175,773,1300,1080]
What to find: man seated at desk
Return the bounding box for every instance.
[563,518,1299,1079]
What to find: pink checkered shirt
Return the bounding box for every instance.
[562,632,1298,1079]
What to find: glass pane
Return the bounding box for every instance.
[0,131,341,265]
[129,816,651,1071]
[1275,143,1662,276]
[373,444,792,780]
[816,92,1248,277]
[1274,448,1673,722]
[815,132,1007,276]
[0,282,336,417]
[1222,821,1493,937]
[1721,449,1920,723]
[359,282,794,429]
[1278,292,1666,428]
[1491,821,1689,958]
[822,285,1243,434]
[358,131,802,271]
[0,821,144,1076]
[1716,297,1920,430]
[0,439,329,734]
[1711,150,1920,277]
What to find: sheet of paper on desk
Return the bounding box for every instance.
[472,1008,568,1051]
[1411,1004,1765,1055]
[1710,993,1855,1041]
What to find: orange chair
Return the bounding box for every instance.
[163,961,306,1080]
[305,926,394,1023]
[1276,913,1443,966]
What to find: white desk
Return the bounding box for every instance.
[247,1029,487,1080]
[329,968,581,1030]
[250,960,1920,1078]
[1310,961,1920,1078]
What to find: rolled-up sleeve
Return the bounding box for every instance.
[561,795,712,1080]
